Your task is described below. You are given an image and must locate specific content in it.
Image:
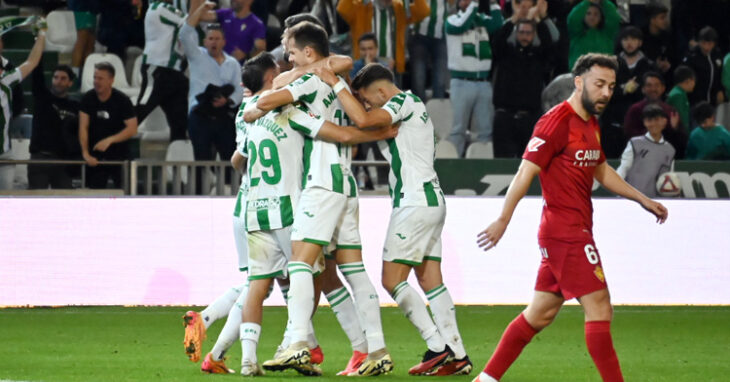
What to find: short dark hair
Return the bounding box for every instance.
[515,18,537,31]
[619,25,643,41]
[241,52,277,94]
[54,64,75,81]
[358,33,377,46]
[698,26,718,42]
[286,21,329,57]
[642,103,667,120]
[642,71,665,86]
[94,62,115,77]
[284,13,324,29]
[351,63,394,90]
[571,53,618,77]
[692,101,715,123]
[673,65,695,84]
[206,23,223,35]
[646,3,668,20]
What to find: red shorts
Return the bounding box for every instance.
[534,238,608,300]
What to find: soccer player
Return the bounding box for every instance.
[315,63,471,376]
[472,53,668,382]
[246,22,392,376]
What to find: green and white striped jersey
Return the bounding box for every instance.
[0,68,22,155]
[233,95,256,218]
[378,92,443,208]
[244,103,325,232]
[415,0,450,39]
[285,73,358,196]
[142,1,186,71]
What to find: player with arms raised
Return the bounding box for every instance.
[473,53,668,382]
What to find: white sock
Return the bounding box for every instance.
[392,281,446,352]
[307,321,319,349]
[278,284,292,349]
[325,286,368,353]
[479,371,499,381]
[287,262,314,344]
[340,262,386,353]
[427,284,466,359]
[210,286,248,361]
[240,322,261,364]
[201,283,247,329]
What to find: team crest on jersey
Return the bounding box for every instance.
[527,137,545,152]
[594,265,605,283]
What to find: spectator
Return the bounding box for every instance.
[686,101,730,160]
[136,0,189,142]
[409,0,452,100]
[492,18,552,158]
[682,26,724,105]
[508,0,560,45]
[181,2,243,172]
[97,0,146,62]
[722,52,730,100]
[666,65,695,133]
[600,26,656,158]
[623,71,686,159]
[0,37,25,120]
[616,103,675,197]
[311,0,352,55]
[79,62,138,189]
[67,0,98,77]
[350,33,391,78]
[28,62,80,190]
[541,72,574,112]
[445,0,503,157]
[216,0,267,63]
[566,0,620,70]
[337,0,430,84]
[641,3,675,77]
[0,27,45,190]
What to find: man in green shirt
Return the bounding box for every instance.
[666,65,695,134]
[686,101,730,160]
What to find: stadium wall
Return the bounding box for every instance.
[1,197,728,306]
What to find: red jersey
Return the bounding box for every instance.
[522,101,606,242]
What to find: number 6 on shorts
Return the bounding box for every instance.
[584,244,599,264]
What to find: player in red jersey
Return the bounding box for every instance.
[473,54,668,382]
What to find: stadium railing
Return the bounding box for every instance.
[0,159,390,196]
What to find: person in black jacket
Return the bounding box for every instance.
[492,17,553,158]
[600,26,656,158]
[682,26,725,106]
[28,61,80,189]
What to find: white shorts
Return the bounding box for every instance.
[233,214,248,272]
[291,187,362,250]
[247,227,292,280]
[382,205,446,266]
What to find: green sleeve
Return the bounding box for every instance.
[567,0,591,38]
[445,4,477,35]
[722,53,730,97]
[601,0,621,38]
[484,6,504,35]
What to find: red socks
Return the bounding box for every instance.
[585,321,624,382]
[484,313,538,380]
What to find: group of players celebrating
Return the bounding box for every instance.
[181,10,669,382]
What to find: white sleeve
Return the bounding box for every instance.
[288,106,325,138]
[382,93,408,124]
[0,68,22,87]
[615,141,634,179]
[285,73,321,103]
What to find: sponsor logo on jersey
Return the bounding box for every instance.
[573,149,601,167]
[303,211,314,218]
[395,233,406,240]
[249,198,281,211]
[527,137,545,152]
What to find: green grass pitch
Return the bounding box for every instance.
[1,305,728,381]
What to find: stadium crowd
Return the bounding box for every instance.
[1,0,730,191]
